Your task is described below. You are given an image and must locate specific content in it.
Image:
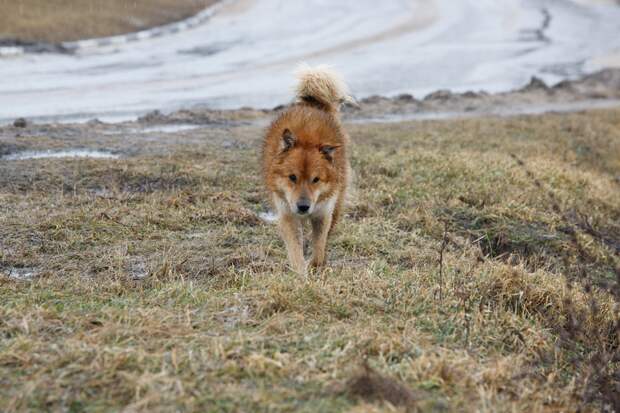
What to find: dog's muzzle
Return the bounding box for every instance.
[296,198,311,214]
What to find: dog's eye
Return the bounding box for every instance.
[312,177,320,183]
[289,174,297,183]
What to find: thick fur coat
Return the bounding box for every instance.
[262,65,351,274]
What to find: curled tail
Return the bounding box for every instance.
[295,64,353,112]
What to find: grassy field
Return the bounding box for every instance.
[1,109,619,411]
[0,0,217,43]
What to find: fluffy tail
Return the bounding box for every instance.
[295,64,353,112]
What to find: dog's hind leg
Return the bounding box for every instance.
[279,214,305,274]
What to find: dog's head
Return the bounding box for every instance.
[273,129,340,216]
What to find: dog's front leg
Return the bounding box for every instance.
[279,214,305,274]
[310,213,332,269]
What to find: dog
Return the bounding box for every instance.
[262,65,352,274]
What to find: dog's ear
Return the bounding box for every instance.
[319,144,340,161]
[281,129,295,151]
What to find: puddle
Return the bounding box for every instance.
[4,267,39,280]
[1,149,120,161]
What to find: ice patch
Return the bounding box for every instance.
[4,267,39,280]
[2,149,120,161]
[128,259,148,280]
[258,211,278,224]
[139,124,201,133]
[97,124,201,135]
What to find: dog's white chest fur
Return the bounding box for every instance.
[311,194,337,218]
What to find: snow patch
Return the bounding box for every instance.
[4,267,39,280]
[2,149,120,161]
[258,211,279,224]
[139,124,201,133]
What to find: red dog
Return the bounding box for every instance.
[262,65,352,274]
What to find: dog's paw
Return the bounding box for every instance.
[289,260,308,276]
[309,257,325,269]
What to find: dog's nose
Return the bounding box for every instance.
[297,199,310,214]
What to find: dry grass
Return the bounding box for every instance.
[0,0,217,43]
[0,108,619,411]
